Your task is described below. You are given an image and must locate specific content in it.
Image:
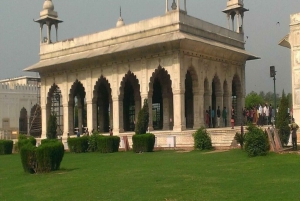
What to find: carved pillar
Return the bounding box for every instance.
[112,97,124,134]
[77,99,83,134]
[173,90,186,131]
[163,92,170,130]
[148,92,154,131]
[236,10,240,33]
[87,100,97,133]
[166,0,168,13]
[40,24,43,44]
[55,23,58,42]
[41,105,47,138]
[68,102,74,134]
[193,92,201,129]
[98,99,104,132]
[46,22,51,44]
[231,13,235,32]
[227,13,230,30]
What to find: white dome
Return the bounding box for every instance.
[43,0,54,11]
[116,17,125,27]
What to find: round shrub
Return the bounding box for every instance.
[132,133,155,153]
[244,126,270,157]
[193,127,212,150]
[0,140,13,155]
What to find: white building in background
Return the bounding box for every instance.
[25,0,258,147]
[279,12,300,141]
[0,76,41,139]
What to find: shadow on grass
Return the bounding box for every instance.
[53,168,79,174]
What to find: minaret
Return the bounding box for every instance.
[116,7,125,28]
[222,0,248,33]
[34,0,63,44]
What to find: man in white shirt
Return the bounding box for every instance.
[264,104,269,125]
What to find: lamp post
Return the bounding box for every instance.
[270,66,276,123]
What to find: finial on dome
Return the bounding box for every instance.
[43,0,54,11]
[116,7,125,27]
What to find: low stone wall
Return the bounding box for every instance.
[53,128,240,150]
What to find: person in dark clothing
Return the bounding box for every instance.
[222,107,227,127]
[290,118,299,150]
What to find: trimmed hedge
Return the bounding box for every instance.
[67,136,89,153]
[95,136,120,153]
[36,142,64,173]
[132,133,155,153]
[17,136,36,152]
[41,139,60,144]
[20,144,36,173]
[20,141,64,174]
[0,140,13,155]
[193,127,213,150]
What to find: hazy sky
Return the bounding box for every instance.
[1,0,299,94]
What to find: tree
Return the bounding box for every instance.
[135,99,149,135]
[245,91,264,109]
[275,90,290,146]
[47,113,57,139]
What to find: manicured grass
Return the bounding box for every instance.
[1,150,300,201]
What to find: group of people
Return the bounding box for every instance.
[205,106,233,129]
[242,104,274,126]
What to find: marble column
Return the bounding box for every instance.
[173,90,186,131]
[41,105,47,138]
[112,97,124,134]
[193,92,201,129]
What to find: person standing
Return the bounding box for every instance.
[222,107,227,127]
[269,104,273,124]
[231,115,235,129]
[217,106,221,127]
[290,118,299,150]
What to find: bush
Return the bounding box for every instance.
[95,136,120,153]
[244,126,270,157]
[20,141,64,174]
[47,113,58,139]
[0,140,13,155]
[234,132,245,149]
[132,133,155,153]
[67,136,89,153]
[193,127,212,150]
[17,135,36,152]
[88,133,99,152]
[112,136,121,152]
[135,99,149,135]
[36,142,64,173]
[41,139,60,144]
[20,144,37,174]
[276,91,290,146]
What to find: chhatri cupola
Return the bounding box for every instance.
[165,0,187,14]
[34,0,63,44]
[223,0,248,33]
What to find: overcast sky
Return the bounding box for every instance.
[0,0,299,94]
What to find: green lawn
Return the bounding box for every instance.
[1,150,300,201]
